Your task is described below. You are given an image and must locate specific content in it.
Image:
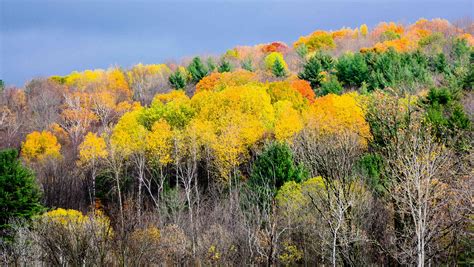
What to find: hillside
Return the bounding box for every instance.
[0,18,473,265]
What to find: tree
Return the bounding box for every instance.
[187,57,209,83]
[126,63,171,104]
[249,142,306,197]
[169,69,187,90]
[335,53,369,88]
[360,24,368,37]
[78,132,108,207]
[272,59,287,78]
[241,58,254,72]
[21,131,62,162]
[298,55,324,89]
[319,76,343,96]
[264,52,287,72]
[383,121,452,266]
[0,149,43,230]
[218,60,232,73]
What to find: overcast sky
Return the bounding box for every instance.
[1,0,472,86]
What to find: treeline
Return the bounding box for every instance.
[0,18,473,266]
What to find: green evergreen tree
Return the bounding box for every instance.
[218,59,232,73]
[298,55,324,89]
[249,142,307,196]
[272,59,287,78]
[295,43,308,58]
[168,69,187,90]
[319,76,343,96]
[0,149,43,230]
[206,57,216,72]
[336,52,369,88]
[241,58,254,72]
[187,57,209,83]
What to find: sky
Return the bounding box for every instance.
[0,0,472,86]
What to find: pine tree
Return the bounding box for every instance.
[0,149,43,230]
[272,59,287,78]
[168,69,187,90]
[241,58,254,72]
[298,55,324,88]
[218,60,232,73]
[187,57,209,83]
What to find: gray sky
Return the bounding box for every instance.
[1,0,472,86]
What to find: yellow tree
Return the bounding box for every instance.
[145,119,174,209]
[273,100,303,142]
[78,132,108,207]
[111,107,148,217]
[192,85,274,187]
[360,24,369,37]
[21,130,62,162]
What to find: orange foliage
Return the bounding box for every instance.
[195,70,258,93]
[371,22,405,39]
[293,30,335,51]
[373,37,417,52]
[261,42,289,53]
[290,79,315,103]
[304,93,370,146]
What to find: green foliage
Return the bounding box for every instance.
[295,43,308,58]
[380,30,400,41]
[365,49,431,91]
[0,149,43,231]
[463,51,474,90]
[187,57,209,83]
[241,58,254,72]
[249,142,307,196]
[272,59,287,78]
[313,52,335,71]
[0,79,4,91]
[318,76,343,96]
[431,53,450,74]
[218,59,232,73]
[422,87,471,149]
[336,52,369,88]
[206,58,217,72]
[298,55,324,89]
[452,38,470,63]
[168,69,187,90]
[357,153,386,196]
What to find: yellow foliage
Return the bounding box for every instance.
[42,208,112,236]
[78,132,108,165]
[196,70,257,93]
[111,108,148,156]
[360,24,368,37]
[274,101,303,142]
[267,81,308,111]
[264,52,287,71]
[304,93,371,146]
[146,120,174,165]
[152,90,189,106]
[21,131,62,162]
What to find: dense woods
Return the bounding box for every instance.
[1,18,473,266]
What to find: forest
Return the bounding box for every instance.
[0,18,473,266]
